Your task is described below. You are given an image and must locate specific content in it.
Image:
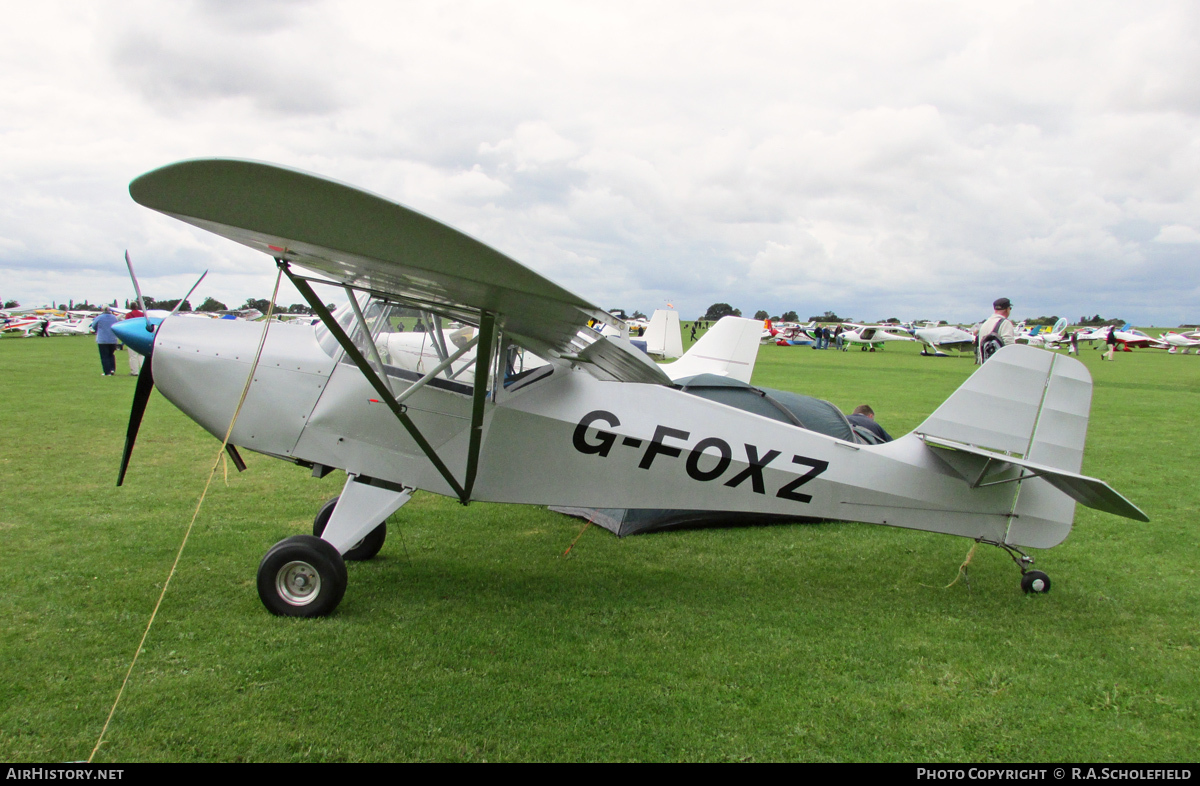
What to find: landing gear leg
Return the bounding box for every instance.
[980,539,1052,594]
[255,475,414,616]
[314,495,386,561]
[317,474,413,559]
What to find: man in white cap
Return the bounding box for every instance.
[976,297,1016,364]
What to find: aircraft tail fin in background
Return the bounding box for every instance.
[643,309,684,359]
[660,316,763,384]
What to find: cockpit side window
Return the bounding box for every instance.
[322,296,488,398]
[315,302,358,358]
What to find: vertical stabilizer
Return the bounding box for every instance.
[643,309,683,359]
[660,316,763,383]
[916,345,1098,547]
[916,345,1056,456]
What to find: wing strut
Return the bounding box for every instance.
[281,261,495,504]
[462,310,496,501]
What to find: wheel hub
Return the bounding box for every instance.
[276,560,321,606]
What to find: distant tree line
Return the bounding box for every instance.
[708,304,856,323]
[807,311,848,323]
[697,309,1130,328]
[702,303,742,320]
[1077,314,1124,327]
[240,298,318,315]
[115,296,324,315]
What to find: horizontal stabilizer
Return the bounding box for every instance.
[921,435,1149,522]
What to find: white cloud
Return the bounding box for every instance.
[1154,225,1200,244]
[1,1,1199,325]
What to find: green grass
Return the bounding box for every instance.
[1,332,1197,762]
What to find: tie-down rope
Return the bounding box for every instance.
[89,269,284,762]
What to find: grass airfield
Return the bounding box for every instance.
[1,330,1196,762]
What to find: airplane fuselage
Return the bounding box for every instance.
[147,315,1067,550]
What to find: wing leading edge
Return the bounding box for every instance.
[129,158,619,357]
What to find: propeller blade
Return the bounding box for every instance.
[170,270,208,316]
[117,362,155,487]
[124,250,148,315]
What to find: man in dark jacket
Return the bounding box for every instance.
[847,404,893,443]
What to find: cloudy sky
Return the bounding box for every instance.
[2,0,1198,325]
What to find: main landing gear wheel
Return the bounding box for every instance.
[312,495,387,561]
[1021,570,1051,594]
[257,535,347,617]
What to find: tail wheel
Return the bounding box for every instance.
[1021,570,1051,594]
[313,495,387,561]
[257,535,347,617]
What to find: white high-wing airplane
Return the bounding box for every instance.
[839,324,918,350]
[115,159,1147,617]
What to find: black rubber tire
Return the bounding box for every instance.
[312,496,387,561]
[257,535,347,617]
[1021,570,1051,594]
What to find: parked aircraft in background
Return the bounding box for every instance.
[760,319,778,343]
[1075,325,1158,349]
[912,324,976,356]
[1,315,44,335]
[839,324,918,350]
[45,317,94,336]
[1158,331,1200,354]
[773,324,816,346]
[642,309,683,359]
[1016,318,1069,348]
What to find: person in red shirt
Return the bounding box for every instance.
[124,307,145,376]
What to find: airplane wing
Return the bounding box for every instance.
[129,158,622,363]
[928,337,974,350]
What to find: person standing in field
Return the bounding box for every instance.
[124,305,145,375]
[976,297,1016,364]
[89,306,120,376]
[1104,325,1118,361]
